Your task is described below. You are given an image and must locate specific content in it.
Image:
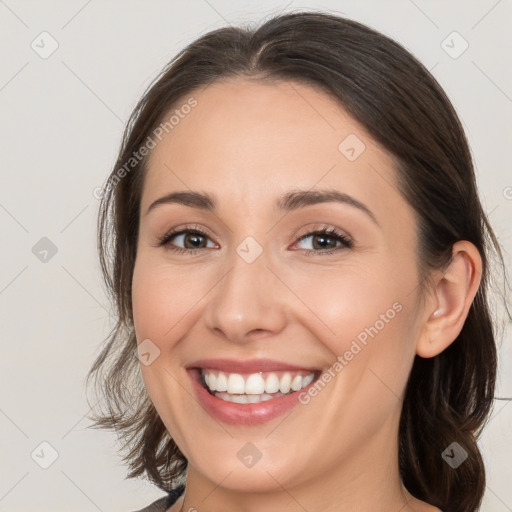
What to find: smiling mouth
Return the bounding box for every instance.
[196,368,321,404]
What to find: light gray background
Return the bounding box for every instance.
[0,1,511,511]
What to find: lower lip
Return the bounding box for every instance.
[188,369,317,425]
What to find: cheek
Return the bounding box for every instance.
[281,256,417,390]
[131,256,209,342]
[280,259,400,344]
[131,257,201,433]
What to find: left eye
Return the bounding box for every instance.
[295,230,352,251]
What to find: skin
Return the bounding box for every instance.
[131,78,482,512]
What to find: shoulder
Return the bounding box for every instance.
[131,485,185,512]
[131,495,168,512]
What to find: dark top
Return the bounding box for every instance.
[132,485,185,512]
[133,485,444,511]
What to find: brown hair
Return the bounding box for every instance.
[86,11,511,511]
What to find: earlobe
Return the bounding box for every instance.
[416,337,440,359]
[415,241,483,359]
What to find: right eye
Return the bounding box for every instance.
[158,227,218,254]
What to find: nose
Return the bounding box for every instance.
[203,246,288,344]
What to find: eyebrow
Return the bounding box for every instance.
[145,189,379,226]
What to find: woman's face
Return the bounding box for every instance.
[132,78,428,494]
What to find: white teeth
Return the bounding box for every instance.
[201,369,316,398]
[291,375,302,391]
[245,374,265,394]
[227,373,245,394]
[215,372,227,392]
[214,391,288,404]
[264,373,280,393]
[302,373,315,387]
[230,394,248,404]
[279,373,292,393]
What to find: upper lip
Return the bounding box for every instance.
[186,358,319,374]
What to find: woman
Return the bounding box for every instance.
[86,11,509,512]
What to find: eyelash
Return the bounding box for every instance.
[156,224,353,256]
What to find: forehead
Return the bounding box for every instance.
[147,77,381,166]
[141,78,403,220]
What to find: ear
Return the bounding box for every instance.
[416,241,483,358]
